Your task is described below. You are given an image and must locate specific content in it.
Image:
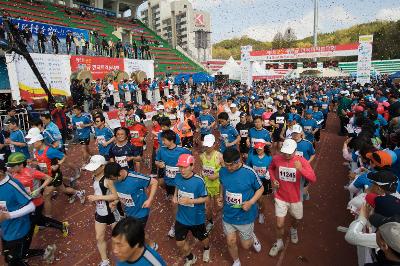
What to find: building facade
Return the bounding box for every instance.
[141,0,211,62]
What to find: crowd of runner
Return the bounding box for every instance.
[0,75,399,266]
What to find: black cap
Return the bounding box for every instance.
[375,194,400,217]
[369,213,400,228]
[8,117,18,125]
[367,170,398,187]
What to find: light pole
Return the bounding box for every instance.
[313,0,318,47]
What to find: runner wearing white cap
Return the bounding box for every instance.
[229,104,241,128]
[268,139,317,257]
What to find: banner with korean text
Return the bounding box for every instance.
[70,56,124,79]
[356,35,374,85]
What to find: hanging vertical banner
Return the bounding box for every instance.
[240,45,252,86]
[6,53,71,102]
[123,59,155,80]
[356,35,373,85]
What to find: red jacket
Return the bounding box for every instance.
[269,154,316,203]
[51,109,68,129]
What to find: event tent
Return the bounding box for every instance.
[214,56,241,80]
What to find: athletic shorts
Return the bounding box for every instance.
[137,215,149,228]
[274,198,303,219]
[165,184,175,196]
[222,221,254,241]
[175,221,208,242]
[261,179,272,195]
[272,131,282,142]
[50,170,63,187]
[239,143,249,154]
[95,212,116,225]
[132,145,144,157]
[79,138,90,145]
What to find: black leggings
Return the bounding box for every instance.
[30,204,63,231]
[2,232,44,265]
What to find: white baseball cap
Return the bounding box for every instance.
[291,124,303,134]
[230,103,237,108]
[28,134,44,145]
[85,155,107,171]
[26,127,41,139]
[203,134,215,147]
[156,105,165,110]
[169,114,177,120]
[280,139,297,154]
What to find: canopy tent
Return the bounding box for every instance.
[174,72,214,84]
[213,56,241,80]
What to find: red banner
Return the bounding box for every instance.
[70,55,124,79]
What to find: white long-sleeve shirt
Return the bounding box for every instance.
[345,216,378,249]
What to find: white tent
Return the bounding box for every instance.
[215,56,241,80]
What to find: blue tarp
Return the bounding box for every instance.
[174,72,214,84]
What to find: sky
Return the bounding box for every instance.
[138,0,400,44]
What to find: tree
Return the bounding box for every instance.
[283,27,297,48]
[272,32,284,49]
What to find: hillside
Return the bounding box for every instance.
[212,20,400,61]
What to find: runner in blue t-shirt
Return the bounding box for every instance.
[217,112,240,153]
[72,105,93,166]
[301,110,319,144]
[155,129,192,238]
[7,118,30,159]
[94,114,115,160]
[112,217,166,266]
[105,162,158,250]
[198,105,216,140]
[173,154,210,264]
[218,148,263,266]
[247,116,272,150]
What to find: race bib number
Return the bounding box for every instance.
[96,200,107,215]
[97,136,106,145]
[38,162,48,172]
[264,119,270,127]
[304,126,312,133]
[225,190,242,205]
[322,104,328,109]
[0,201,8,212]
[240,130,248,138]
[9,144,15,153]
[76,121,84,129]
[130,131,139,139]
[178,190,194,207]
[253,166,267,177]
[24,186,32,194]
[276,117,285,124]
[165,166,179,179]
[202,166,215,177]
[295,151,304,157]
[117,192,135,207]
[278,166,297,182]
[221,134,228,143]
[201,121,208,128]
[115,156,128,167]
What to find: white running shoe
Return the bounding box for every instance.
[206,222,214,233]
[98,260,110,266]
[77,190,86,204]
[269,242,284,257]
[232,259,241,266]
[290,228,299,244]
[184,255,197,266]
[252,233,261,253]
[43,244,56,263]
[167,225,175,238]
[152,242,159,251]
[68,195,76,204]
[258,213,265,224]
[203,249,210,262]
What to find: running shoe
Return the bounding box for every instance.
[290,227,299,244]
[68,195,76,204]
[43,244,56,263]
[98,260,110,266]
[184,255,197,266]
[232,259,241,266]
[206,222,214,233]
[252,233,261,253]
[62,221,69,237]
[77,190,86,204]
[152,242,159,251]
[167,225,175,238]
[258,213,265,224]
[203,249,210,262]
[268,242,283,257]
[33,225,40,236]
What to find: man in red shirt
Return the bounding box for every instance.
[50,103,68,144]
[7,152,69,238]
[126,115,148,171]
[268,139,316,257]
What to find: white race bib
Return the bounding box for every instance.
[117,192,135,207]
[304,126,312,133]
[278,166,297,182]
[178,190,194,207]
[9,144,15,153]
[201,121,208,128]
[115,156,128,167]
[97,135,106,145]
[221,134,228,143]
[165,165,179,179]
[0,201,8,212]
[253,166,267,177]
[322,104,328,109]
[225,190,242,205]
[295,151,304,157]
[240,130,248,138]
[276,117,285,124]
[264,119,270,127]
[76,121,84,129]
[96,200,108,216]
[202,166,215,177]
[130,131,139,139]
[38,162,48,172]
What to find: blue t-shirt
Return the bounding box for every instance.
[353,172,372,190]
[94,126,114,156]
[248,127,271,149]
[198,114,215,135]
[114,171,151,219]
[10,129,30,159]
[246,154,272,179]
[301,118,318,142]
[37,146,65,160]
[175,173,207,226]
[116,245,166,266]
[251,108,265,117]
[156,146,192,186]
[0,176,32,241]
[46,122,62,142]
[219,165,262,225]
[109,142,137,170]
[42,129,57,147]
[157,131,181,146]
[72,114,92,140]
[219,124,239,152]
[312,111,324,125]
[295,139,315,161]
[320,101,330,114]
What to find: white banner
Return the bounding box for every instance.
[123,59,155,80]
[240,45,253,86]
[356,35,373,85]
[6,53,71,102]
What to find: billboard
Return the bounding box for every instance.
[356,35,373,85]
[123,59,155,80]
[70,56,124,80]
[250,43,359,61]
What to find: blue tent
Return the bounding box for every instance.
[389,71,400,79]
[174,72,214,84]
